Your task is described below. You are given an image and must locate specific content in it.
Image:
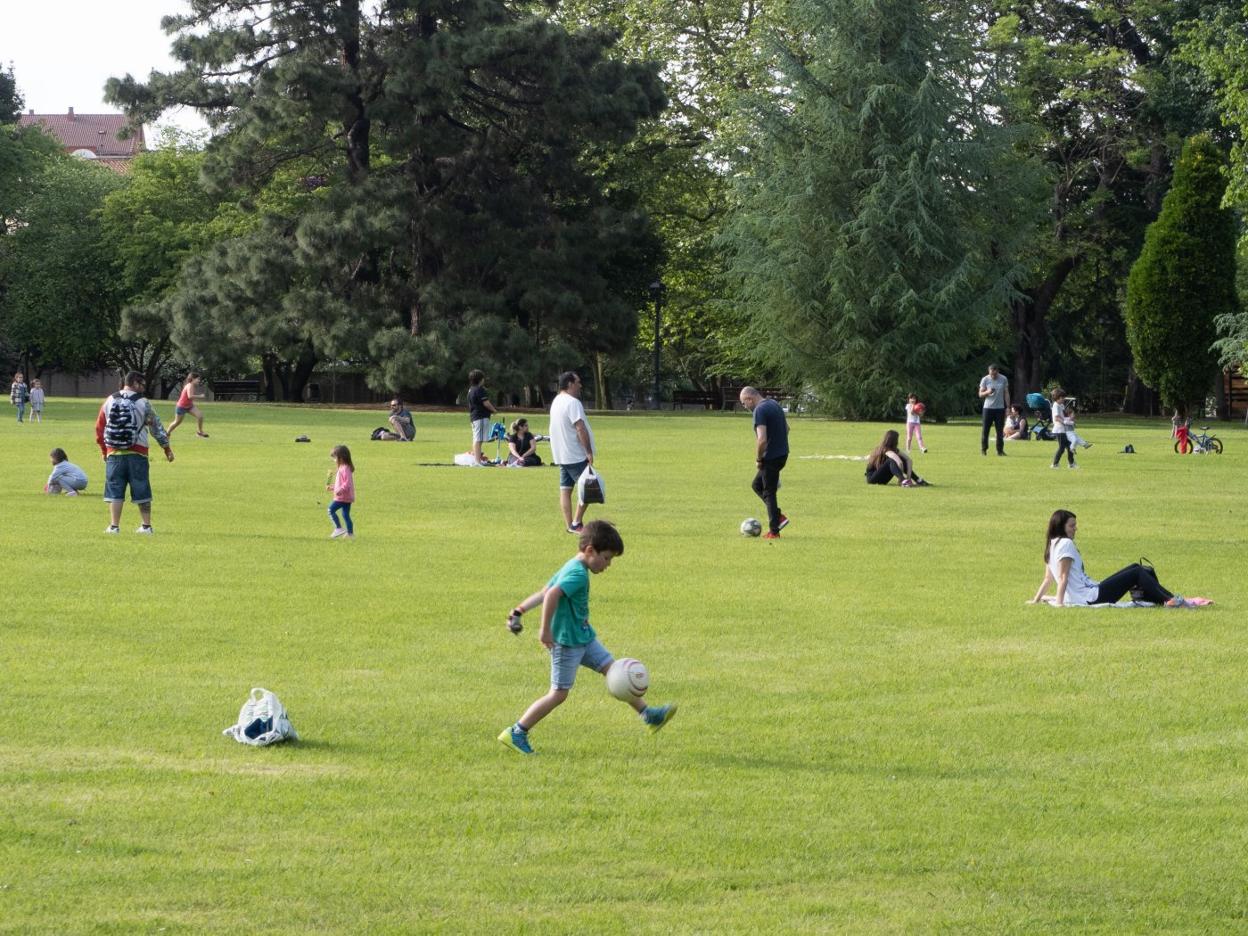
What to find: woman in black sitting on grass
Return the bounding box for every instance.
[506,418,542,467]
[865,430,928,487]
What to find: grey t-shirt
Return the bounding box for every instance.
[979,375,1008,409]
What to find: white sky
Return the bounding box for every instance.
[2,0,208,135]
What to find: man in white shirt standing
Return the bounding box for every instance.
[548,371,596,533]
[977,363,1011,456]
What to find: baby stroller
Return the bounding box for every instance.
[1026,392,1056,441]
[488,421,508,464]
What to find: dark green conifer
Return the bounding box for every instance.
[108,1,665,397]
[1125,134,1237,416]
[721,0,1037,418]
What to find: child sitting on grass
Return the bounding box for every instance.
[498,520,676,755]
[45,448,88,495]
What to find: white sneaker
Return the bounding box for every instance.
[105,525,120,534]
[1069,463,1079,470]
[1050,464,1060,470]
[64,489,78,497]
[135,525,154,534]
[331,528,347,538]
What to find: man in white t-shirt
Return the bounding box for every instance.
[548,371,596,533]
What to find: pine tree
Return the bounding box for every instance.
[107,1,665,399]
[1124,133,1237,416]
[721,0,1038,418]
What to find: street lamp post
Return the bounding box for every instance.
[649,280,665,410]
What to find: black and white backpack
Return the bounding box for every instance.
[103,393,144,449]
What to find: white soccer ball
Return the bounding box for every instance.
[606,658,649,701]
[740,517,763,537]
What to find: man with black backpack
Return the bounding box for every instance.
[94,372,175,535]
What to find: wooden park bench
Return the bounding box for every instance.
[210,379,261,402]
[721,386,793,410]
[672,389,721,409]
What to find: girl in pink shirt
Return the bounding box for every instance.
[327,445,356,539]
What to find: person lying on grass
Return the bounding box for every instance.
[1028,509,1181,607]
[864,430,929,487]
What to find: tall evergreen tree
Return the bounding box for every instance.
[1124,134,1236,416]
[722,0,1038,418]
[107,1,665,400]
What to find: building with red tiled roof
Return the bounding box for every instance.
[17,108,144,173]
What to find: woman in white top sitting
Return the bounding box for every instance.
[1029,509,1175,606]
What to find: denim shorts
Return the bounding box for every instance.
[471,418,490,442]
[549,639,614,690]
[175,405,192,416]
[559,460,588,490]
[104,454,153,504]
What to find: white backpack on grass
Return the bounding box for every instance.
[223,688,298,746]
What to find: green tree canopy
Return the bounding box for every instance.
[108,0,666,400]
[1124,133,1236,415]
[989,0,1225,403]
[0,158,126,375]
[98,134,252,386]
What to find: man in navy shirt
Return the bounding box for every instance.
[739,387,790,539]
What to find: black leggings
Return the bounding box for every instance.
[865,460,904,484]
[1093,563,1174,605]
[865,457,921,485]
[1053,431,1075,466]
[752,456,786,533]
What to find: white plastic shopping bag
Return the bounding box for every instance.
[576,465,605,506]
[223,688,298,746]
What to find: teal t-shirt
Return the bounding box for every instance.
[547,556,594,647]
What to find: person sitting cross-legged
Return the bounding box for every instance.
[864,430,929,487]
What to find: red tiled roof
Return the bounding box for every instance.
[17,111,144,158]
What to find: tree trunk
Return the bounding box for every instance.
[594,353,611,410]
[1122,368,1159,416]
[261,353,279,401]
[141,337,169,395]
[1011,255,1077,399]
[288,341,318,402]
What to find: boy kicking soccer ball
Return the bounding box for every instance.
[498,520,676,755]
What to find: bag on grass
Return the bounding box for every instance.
[223,688,298,746]
[577,465,605,506]
[103,393,144,449]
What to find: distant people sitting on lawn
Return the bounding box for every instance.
[1004,404,1028,441]
[507,418,542,467]
[45,448,88,495]
[1029,509,1183,606]
[865,430,929,487]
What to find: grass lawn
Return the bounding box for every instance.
[1,399,1245,934]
